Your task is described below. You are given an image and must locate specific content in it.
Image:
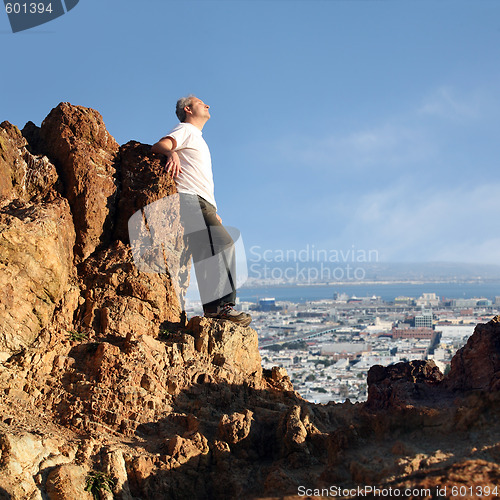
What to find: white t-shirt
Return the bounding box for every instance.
[165,122,217,208]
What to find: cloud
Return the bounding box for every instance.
[245,83,500,265]
[275,122,434,175]
[270,84,499,180]
[332,181,500,264]
[417,86,485,121]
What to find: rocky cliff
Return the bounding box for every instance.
[1,104,500,499]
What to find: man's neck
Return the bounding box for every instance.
[184,117,206,131]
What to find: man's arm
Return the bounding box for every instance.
[151,137,181,178]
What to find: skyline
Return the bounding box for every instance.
[2,1,499,264]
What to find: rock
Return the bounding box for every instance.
[0,431,65,499]
[0,196,75,356]
[389,459,500,495]
[268,366,295,391]
[114,140,177,242]
[102,447,133,500]
[282,405,308,453]
[366,360,443,409]
[445,316,500,391]
[77,240,181,336]
[45,464,93,500]
[40,102,119,260]
[21,120,45,155]
[187,316,263,386]
[116,141,190,308]
[0,120,59,203]
[125,456,155,492]
[165,432,209,466]
[217,410,253,445]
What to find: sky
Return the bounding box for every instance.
[2,0,500,266]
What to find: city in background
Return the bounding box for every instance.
[186,283,500,404]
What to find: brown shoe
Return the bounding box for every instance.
[205,304,252,327]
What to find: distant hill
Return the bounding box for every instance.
[246,259,500,283]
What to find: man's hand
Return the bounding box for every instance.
[165,151,181,178]
[151,137,181,177]
[216,213,222,224]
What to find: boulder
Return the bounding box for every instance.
[46,464,93,500]
[366,359,443,409]
[187,316,263,386]
[0,196,75,357]
[40,103,119,260]
[445,316,500,391]
[0,431,68,499]
[115,141,190,308]
[0,120,59,203]
[114,140,177,242]
[217,410,253,445]
[77,240,182,337]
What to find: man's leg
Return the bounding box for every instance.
[197,197,237,312]
[179,194,250,326]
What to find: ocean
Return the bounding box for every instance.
[236,282,500,303]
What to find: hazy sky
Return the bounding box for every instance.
[2,1,499,264]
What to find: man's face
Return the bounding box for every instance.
[187,98,210,120]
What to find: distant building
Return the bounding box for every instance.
[416,293,440,307]
[451,298,481,308]
[415,310,433,328]
[394,296,415,306]
[438,324,475,339]
[321,342,369,360]
[258,298,278,311]
[364,317,393,333]
[333,292,349,302]
[297,311,326,318]
[477,298,492,307]
[347,295,382,304]
[392,326,434,340]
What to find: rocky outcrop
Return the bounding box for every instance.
[445,315,500,391]
[2,103,500,499]
[188,316,263,385]
[36,319,263,437]
[0,121,59,203]
[114,140,176,243]
[77,240,181,338]
[366,360,444,409]
[0,197,75,359]
[114,140,190,309]
[0,102,185,358]
[0,429,79,499]
[39,103,119,261]
[0,119,75,359]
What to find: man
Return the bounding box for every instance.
[152,95,251,327]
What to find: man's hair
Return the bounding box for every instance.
[176,95,196,122]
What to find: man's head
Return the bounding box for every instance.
[176,95,210,127]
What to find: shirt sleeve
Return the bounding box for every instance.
[165,123,190,151]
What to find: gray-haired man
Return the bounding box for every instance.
[152,96,251,327]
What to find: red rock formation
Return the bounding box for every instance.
[114,140,191,308]
[0,120,76,359]
[0,198,75,358]
[114,140,177,243]
[445,315,500,391]
[40,103,119,261]
[366,360,444,409]
[77,240,182,338]
[1,120,59,202]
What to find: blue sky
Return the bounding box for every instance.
[2,1,500,264]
